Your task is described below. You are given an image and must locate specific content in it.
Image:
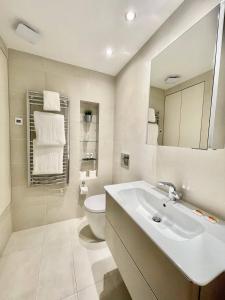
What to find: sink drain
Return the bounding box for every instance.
[152,216,162,223]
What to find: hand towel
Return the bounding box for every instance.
[34,111,66,146]
[147,123,159,145]
[43,90,60,111]
[32,140,64,175]
[148,108,156,123]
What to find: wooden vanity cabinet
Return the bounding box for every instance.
[105,193,225,300]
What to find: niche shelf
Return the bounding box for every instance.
[80,101,99,180]
[80,140,98,143]
[82,158,97,161]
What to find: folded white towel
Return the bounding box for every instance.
[43,90,60,111]
[34,111,66,146]
[32,140,64,175]
[147,123,159,145]
[148,108,156,123]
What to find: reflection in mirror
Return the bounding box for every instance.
[147,6,219,149]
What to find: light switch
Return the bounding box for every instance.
[15,117,23,126]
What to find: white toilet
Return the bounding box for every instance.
[84,194,106,240]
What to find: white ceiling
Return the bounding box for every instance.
[150,6,219,89]
[0,0,183,75]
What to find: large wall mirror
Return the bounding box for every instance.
[147,4,225,149]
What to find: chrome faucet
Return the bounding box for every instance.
[157,181,182,201]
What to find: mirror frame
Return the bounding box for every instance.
[208,1,225,149]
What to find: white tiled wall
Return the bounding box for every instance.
[9,50,115,231]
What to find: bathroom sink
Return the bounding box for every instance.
[105,181,225,286]
[118,188,204,241]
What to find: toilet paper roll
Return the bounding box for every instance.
[80,185,88,195]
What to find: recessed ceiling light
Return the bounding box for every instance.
[106,47,113,57]
[165,75,181,84]
[16,23,40,44]
[125,10,136,22]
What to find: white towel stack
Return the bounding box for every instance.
[32,140,64,175]
[148,108,156,123]
[147,123,159,145]
[34,111,65,146]
[33,111,66,175]
[43,90,60,111]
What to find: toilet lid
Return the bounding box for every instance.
[84,194,106,213]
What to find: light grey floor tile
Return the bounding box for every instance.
[73,238,116,291]
[3,226,45,256]
[0,248,42,299]
[77,270,131,300]
[0,218,129,300]
[62,294,78,300]
[37,242,76,300]
[43,219,75,247]
[75,221,102,245]
[77,281,103,300]
[101,269,132,300]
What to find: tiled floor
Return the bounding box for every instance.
[0,218,131,300]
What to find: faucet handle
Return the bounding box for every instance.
[157,181,176,191]
[157,181,182,201]
[172,190,183,200]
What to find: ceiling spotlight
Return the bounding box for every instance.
[106,47,113,57]
[125,10,136,22]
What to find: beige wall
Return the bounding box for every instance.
[113,0,225,219]
[9,50,115,231]
[0,39,12,254]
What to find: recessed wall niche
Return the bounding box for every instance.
[80,101,99,180]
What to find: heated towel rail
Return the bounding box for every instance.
[27,90,70,186]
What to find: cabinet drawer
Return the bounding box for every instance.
[106,193,199,300]
[106,220,157,300]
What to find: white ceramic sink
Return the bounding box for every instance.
[118,188,204,241]
[105,181,225,286]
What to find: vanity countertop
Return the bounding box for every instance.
[104,181,225,286]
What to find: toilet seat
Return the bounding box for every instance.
[84,194,106,213]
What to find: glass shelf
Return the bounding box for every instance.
[80,120,97,124]
[80,140,98,143]
[80,175,97,181]
[82,158,97,161]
